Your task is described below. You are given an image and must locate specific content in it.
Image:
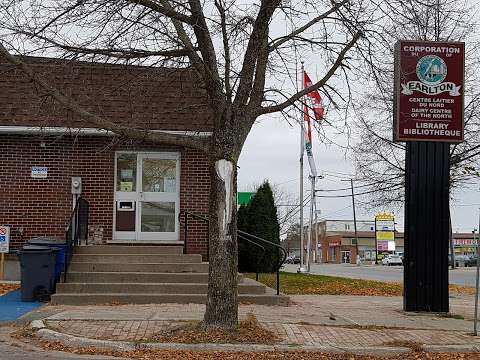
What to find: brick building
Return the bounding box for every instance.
[0,56,212,258]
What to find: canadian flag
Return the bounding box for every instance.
[303,71,324,121]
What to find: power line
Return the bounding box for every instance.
[316,184,403,198]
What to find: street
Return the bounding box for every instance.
[283,263,480,287]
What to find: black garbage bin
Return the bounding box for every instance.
[27,237,68,283]
[17,245,58,302]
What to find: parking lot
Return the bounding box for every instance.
[283,263,479,287]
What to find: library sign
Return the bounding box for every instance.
[394,40,465,142]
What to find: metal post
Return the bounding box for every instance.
[306,175,315,272]
[298,63,307,274]
[474,210,480,335]
[375,218,378,265]
[184,212,188,254]
[350,179,359,263]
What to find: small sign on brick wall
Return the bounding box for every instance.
[0,226,10,253]
[31,167,48,178]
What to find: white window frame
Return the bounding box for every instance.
[112,151,181,243]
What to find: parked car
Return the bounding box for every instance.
[448,254,460,267]
[382,254,403,266]
[285,255,301,264]
[452,254,471,267]
[464,255,479,267]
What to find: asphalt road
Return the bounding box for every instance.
[283,263,479,287]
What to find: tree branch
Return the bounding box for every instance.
[234,0,281,108]
[268,0,349,51]
[128,0,194,24]
[0,42,208,153]
[15,31,194,59]
[258,31,362,115]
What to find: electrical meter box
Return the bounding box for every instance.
[71,177,82,195]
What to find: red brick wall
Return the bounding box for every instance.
[0,134,210,259]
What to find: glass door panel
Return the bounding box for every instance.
[138,153,179,241]
[140,202,175,232]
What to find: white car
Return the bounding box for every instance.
[382,254,403,266]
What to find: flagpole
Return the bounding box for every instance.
[298,62,307,273]
[307,174,315,272]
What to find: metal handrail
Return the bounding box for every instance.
[238,233,266,282]
[180,210,286,295]
[64,197,89,283]
[238,230,288,295]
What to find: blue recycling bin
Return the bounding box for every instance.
[27,237,68,283]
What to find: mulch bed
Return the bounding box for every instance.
[149,313,279,344]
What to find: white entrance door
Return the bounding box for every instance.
[114,152,180,242]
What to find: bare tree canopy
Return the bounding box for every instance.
[0,0,366,329]
[350,0,480,209]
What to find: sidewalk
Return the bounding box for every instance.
[24,295,480,353]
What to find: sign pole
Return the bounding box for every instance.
[0,253,4,281]
[0,226,10,281]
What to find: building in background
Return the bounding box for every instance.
[316,219,402,264]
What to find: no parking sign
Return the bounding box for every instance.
[0,226,10,253]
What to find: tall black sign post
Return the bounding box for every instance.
[394,41,465,312]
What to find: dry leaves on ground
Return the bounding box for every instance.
[150,313,279,344]
[38,340,480,360]
[0,283,19,295]
[246,273,478,297]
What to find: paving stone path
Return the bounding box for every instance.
[33,295,480,349]
[46,319,479,347]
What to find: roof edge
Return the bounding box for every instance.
[0,126,212,137]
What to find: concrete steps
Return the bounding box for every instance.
[74,245,183,255]
[72,254,202,263]
[63,271,212,283]
[68,262,208,273]
[56,282,266,294]
[52,245,289,306]
[50,293,290,306]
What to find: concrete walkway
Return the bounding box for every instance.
[25,295,480,352]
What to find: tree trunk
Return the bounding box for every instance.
[203,154,239,329]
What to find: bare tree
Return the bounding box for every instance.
[350,0,480,209]
[0,0,365,329]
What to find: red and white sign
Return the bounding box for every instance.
[329,241,341,247]
[454,238,478,246]
[0,226,10,253]
[394,40,465,142]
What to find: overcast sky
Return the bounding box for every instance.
[238,113,480,234]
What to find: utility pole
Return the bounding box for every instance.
[350,179,359,262]
[306,175,315,272]
[474,208,480,335]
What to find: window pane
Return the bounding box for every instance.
[117,154,136,192]
[142,159,176,192]
[141,202,175,232]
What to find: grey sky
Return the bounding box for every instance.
[238,114,480,233]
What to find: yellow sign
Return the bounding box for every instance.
[375,212,394,221]
[120,181,133,192]
[376,231,394,241]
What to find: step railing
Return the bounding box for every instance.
[180,210,287,295]
[64,197,89,282]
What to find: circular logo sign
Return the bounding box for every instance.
[416,55,447,85]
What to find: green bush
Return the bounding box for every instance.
[238,182,280,273]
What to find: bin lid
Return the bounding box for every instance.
[20,245,59,252]
[27,237,66,245]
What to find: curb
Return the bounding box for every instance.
[31,321,480,356]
